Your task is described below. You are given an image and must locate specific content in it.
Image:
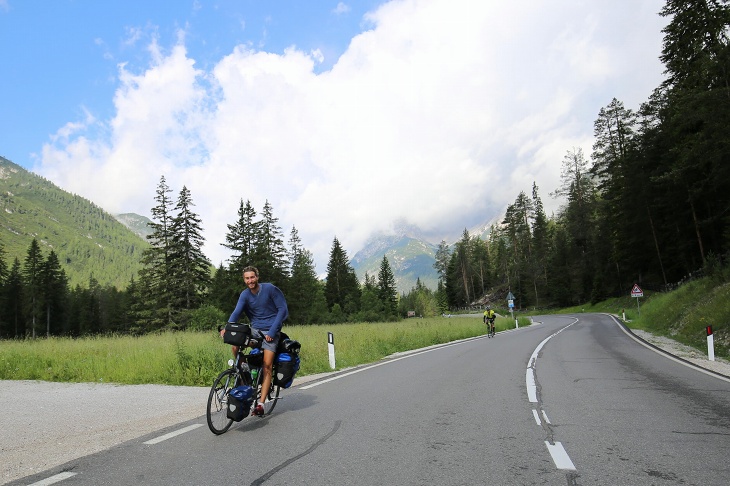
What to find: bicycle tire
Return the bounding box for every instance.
[206,368,240,435]
[265,383,281,415]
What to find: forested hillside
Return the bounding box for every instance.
[438,1,730,310]
[0,157,147,288]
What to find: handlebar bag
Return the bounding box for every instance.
[223,323,251,346]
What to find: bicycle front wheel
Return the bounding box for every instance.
[206,368,240,435]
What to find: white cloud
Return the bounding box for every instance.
[35,0,667,272]
[333,2,351,15]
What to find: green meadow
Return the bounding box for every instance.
[0,316,527,387]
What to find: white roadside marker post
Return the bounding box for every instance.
[328,332,336,369]
[707,326,715,362]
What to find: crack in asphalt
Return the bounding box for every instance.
[250,420,342,485]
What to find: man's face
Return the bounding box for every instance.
[243,271,259,290]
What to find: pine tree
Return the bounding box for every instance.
[40,250,68,337]
[4,258,23,338]
[287,226,321,324]
[433,240,450,285]
[138,176,175,329]
[169,185,212,327]
[324,237,361,316]
[22,239,44,338]
[223,199,258,274]
[377,255,398,319]
[0,243,8,337]
[252,200,289,288]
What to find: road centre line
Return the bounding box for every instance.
[143,423,203,445]
[532,409,541,425]
[545,441,577,470]
[525,318,580,473]
[26,472,77,486]
[526,319,578,403]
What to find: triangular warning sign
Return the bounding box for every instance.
[631,284,643,296]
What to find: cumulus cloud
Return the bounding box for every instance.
[35,0,667,272]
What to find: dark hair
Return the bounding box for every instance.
[242,266,259,278]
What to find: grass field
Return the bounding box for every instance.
[3,276,726,387]
[0,315,527,387]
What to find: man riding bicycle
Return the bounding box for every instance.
[223,266,288,416]
[484,306,496,337]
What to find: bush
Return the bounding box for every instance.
[187,305,226,332]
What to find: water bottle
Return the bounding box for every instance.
[251,368,259,384]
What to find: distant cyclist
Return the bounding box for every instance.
[484,306,496,338]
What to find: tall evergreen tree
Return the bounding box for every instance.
[252,200,289,288]
[223,199,258,273]
[4,259,23,338]
[40,250,68,337]
[0,243,8,337]
[168,185,212,327]
[286,226,321,324]
[377,255,398,319]
[138,176,175,329]
[324,237,360,316]
[22,238,44,338]
[433,240,451,285]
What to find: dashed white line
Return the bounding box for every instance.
[143,423,203,445]
[545,441,577,470]
[27,472,77,485]
[532,409,541,425]
[526,319,579,473]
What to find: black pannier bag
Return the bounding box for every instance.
[227,385,254,421]
[273,352,301,388]
[277,337,301,355]
[223,323,250,346]
[245,347,264,367]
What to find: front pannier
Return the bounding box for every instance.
[227,385,254,421]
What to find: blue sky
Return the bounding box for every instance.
[0,0,668,272]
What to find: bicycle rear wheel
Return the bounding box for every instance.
[206,368,240,435]
[265,383,281,415]
[254,370,281,415]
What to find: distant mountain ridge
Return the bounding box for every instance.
[350,218,500,293]
[350,223,439,293]
[0,156,148,288]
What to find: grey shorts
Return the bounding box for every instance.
[252,329,280,353]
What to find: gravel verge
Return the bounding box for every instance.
[2,326,728,484]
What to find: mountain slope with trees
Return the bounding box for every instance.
[0,156,147,288]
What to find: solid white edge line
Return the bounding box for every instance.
[27,472,77,486]
[608,314,730,384]
[143,423,203,445]
[532,409,541,425]
[545,441,577,470]
[300,335,494,390]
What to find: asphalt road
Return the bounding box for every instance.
[6,315,730,485]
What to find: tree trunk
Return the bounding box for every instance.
[646,205,668,286]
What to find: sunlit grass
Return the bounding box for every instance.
[0,315,523,386]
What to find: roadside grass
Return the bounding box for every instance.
[6,275,724,387]
[0,315,521,386]
[631,279,730,358]
[518,277,730,359]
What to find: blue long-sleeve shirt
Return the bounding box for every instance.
[228,283,288,338]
